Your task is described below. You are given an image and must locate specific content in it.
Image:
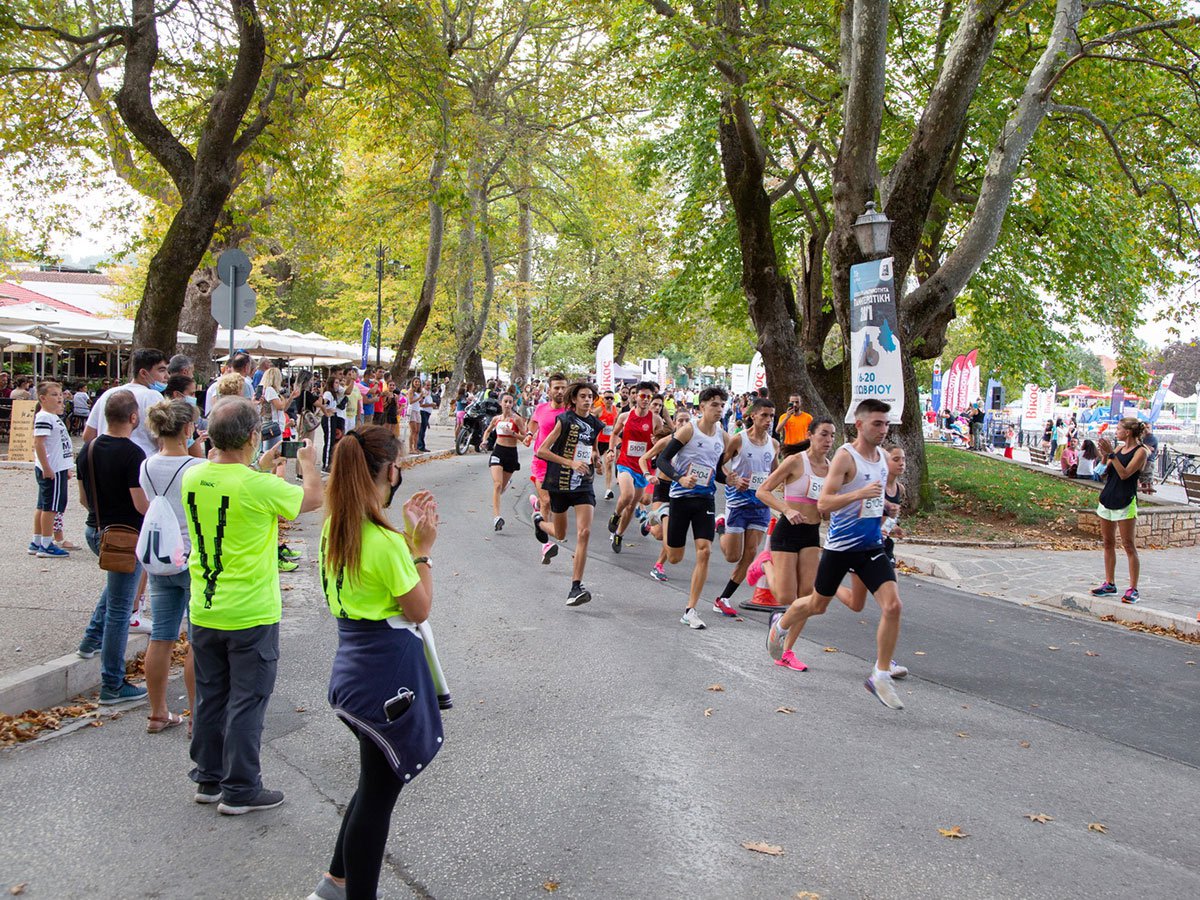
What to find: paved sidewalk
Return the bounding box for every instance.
[897,543,1199,636]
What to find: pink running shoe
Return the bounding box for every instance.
[712,597,737,617]
[529,494,539,513]
[775,650,808,672]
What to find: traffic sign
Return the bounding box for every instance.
[216,248,252,286]
[211,283,257,330]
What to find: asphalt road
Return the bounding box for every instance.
[2,452,1198,899]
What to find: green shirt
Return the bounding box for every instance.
[184,462,304,630]
[319,519,420,621]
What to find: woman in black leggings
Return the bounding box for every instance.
[309,426,442,900]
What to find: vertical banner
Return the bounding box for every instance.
[730,364,750,395]
[1040,384,1056,422]
[1021,384,1039,431]
[930,360,943,412]
[360,318,372,369]
[1109,382,1124,421]
[964,349,981,406]
[595,333,614,393]
[749,352,767,392]
[846,257,903,424]
[944,355,965,412]
[5,399,38,462]
[1148,373,1174,423]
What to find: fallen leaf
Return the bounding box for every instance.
[703,708,713,718]
[1019,740,1032,749]
[741,841,784,856]
[776,707,796,714]
[914,651,927,656]
[543,881,560,892]
[10,884,27,896]
[956,732,969,739]
[938,825,969,839]
[1088,822,1107,833]
[1085,650,1099,657]
[1186,661,1196,666]
[294,706,306,713]
[823,647,838,653]
[1047,646,1060,651]
[1024,813,1053,823]
[281,585,294,592]
[87,720,102,728]
[706,684,725,692]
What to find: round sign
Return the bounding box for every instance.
[217,248,252,286]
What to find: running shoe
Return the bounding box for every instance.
[634,506,648,523]
[493,516,504,531]
[278,544,303,561]
[611,533,623,554]
[776,650,807,672]
[529,494,539,513]
[715,516,726,536]
[865,672,905,710]
[889,660,909,679]
[541,541,558,565]
[533,512,548,544]
[1090,581,1117,596]
[27,541,39,555]
[1121,588,1140,604]
[766,611,785,660]
[128,614,153,634]
[640,521,651,537]
[608,512,620,534]
[680,608,706,630]
[37,543,69,558]
[605,489,615,501]
[566,585,592,607]
[99,680,148,705]
[650,563,668,582]
[278,559,299,573]
[712,597,737,617]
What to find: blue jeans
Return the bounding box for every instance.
[149,570,191,642]
[82,526,144,692]
[418,410,431,449]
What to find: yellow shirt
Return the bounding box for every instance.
[319,520,420,620]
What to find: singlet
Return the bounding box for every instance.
[824,444,889,552]
[669,422,725,499]
[530,402,564,456]
[617,409,655,470]
[494,415,519,443]
[724,430,774,508]
[543,410,602,492]
[596,405,618,444]
[784,451,826,504]
[1098,443,1143,511]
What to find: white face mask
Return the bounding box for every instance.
[335,386,345,396]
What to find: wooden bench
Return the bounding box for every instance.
[1183,472,1200,505]
[1029,447,1051,467]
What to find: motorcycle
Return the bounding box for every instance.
[455,396,502,455]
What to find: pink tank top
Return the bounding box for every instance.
[784,452,826,504]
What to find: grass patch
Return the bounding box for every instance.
[909,444,1098,542]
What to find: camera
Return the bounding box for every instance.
[384,687,415,721]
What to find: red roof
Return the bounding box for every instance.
[0,281,95,316]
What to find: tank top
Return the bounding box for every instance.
[617,409,655,470]
[824,444,889,552]
[543,410,601,492]
[784,451,826,504]
[669,422,725,498]
[597,405,617,443]
[1098,443,1143,510]
[725,430,774,508]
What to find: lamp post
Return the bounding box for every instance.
[852,201,893,259]
[368,243,411,368]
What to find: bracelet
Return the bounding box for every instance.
[413,556,432,568]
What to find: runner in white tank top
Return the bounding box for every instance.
[764,400,910,710]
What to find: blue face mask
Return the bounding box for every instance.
[152,381,168,392]
[186,434,196,449]
[185,395,198,406]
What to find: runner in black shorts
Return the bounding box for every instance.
[481,393,528,531]
[639,409,689,583]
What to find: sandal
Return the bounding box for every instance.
[58,540,82,551]
[146,713,185,734]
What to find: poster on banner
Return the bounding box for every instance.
[1109,382,1125,421]
[749,352,767,392]
[963,349,981,407]
[846,257,903,423]
[1148,373,1174,423]
[360,318,372,369]
[731,364,750,395]
[930,361,943,412]
[944,354,965,413]
[596,333,615,393]
[1021,384,1039,430]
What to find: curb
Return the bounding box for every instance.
[401,449,454,468]
[1048,591,1200,638]
[0,634,149,717]
[894,551,961,582]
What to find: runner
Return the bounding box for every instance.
[595,390,619,500]
[655,386,729,630]
[481,393,528,531]
[528,373,569,564]
[882,445,906,563]
[535,382,603,606]
[712,398,778,616]
[765,400,907,709]
[607,382,666,554]
[639,407,691,582]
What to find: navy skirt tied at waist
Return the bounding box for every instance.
[328,617,444,783]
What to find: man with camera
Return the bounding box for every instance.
[184,397,323,815]
[777,394,813,447]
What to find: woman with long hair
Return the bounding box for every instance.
[310,426,441,900]
[406,377,423,454]
[480,392,528,530]
[319,373,346,473]
[1091,417,1148,604]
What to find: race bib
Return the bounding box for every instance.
[574,444,593,464]
[861,493,884,518]
[497,420,514,436]
[627,440,647,458]
[749,471,769,491]
[603,425,614,437]
[807,477,824,501]
[687,463,713,485]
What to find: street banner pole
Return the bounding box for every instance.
[846,257,903,424]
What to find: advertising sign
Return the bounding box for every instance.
[846,257,903,424]
[596,333,615,393]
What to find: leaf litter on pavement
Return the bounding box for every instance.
[741,841,784,856]
[938,826,969,839]
[1024,814,1053,823]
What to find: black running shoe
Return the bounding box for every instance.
[608,512,619,534]
[566,585,592,607]
[494,516,504,531]
[218,788,285,816]
[533,512,548,543]
[611,533,623,554]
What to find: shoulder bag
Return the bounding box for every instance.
[87,442,140,573]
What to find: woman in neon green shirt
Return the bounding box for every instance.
[311,425,441,900]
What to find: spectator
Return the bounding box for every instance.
[184,397,322,814]
[1138,422,1158,495]
[10,376,33,400]
[319,373,348,473]
[250,356,271,391]
[70,384,91,433]
[343,368,362,431]
[258,364,291,468]
[216,372,246,399]
[418,381,434,451]
[1052,418,1066,461]
[1060,438,1079,478]
[1091,418,1149,604]
[167,354,194,379]
[76,389,149,704]
[0,371,10,398]
[967,404,986,451]
[31,380,75,558]
[205,351,254,413]
[1078,439,1100,480]
[777,394,813,445]
[83,349,170,459]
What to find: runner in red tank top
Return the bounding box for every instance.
[606,381,667,552]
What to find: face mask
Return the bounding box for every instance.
[186,434,196,449]
[336,386,345,396]
[185,395,198,407]
[152,381,168,392]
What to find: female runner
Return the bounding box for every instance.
[481,392,529,531]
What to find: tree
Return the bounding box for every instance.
[1150,337,1200,391]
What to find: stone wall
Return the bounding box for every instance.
[1076,505,1200,548]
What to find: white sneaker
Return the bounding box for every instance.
[129,615,153,634]
[680,608,706,630]
[766,612,785,660]
[889,659,909,679]
[866,671,904,710]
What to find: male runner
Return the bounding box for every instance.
[639,407,691,582]
[536,382,603,606]
[594,390,619,500]
[606,382,666,553]
[528,373,568,564]
[713,398,777,616]
[655,386,729,630]
[766,399,906,709]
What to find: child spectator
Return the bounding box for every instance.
[31,381,74,558]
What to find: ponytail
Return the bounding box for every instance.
[324,425,402,581]
[1120,417,1147,442]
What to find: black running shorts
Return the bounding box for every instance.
[813,547,896,597]
[548,488,596,514]
[489,444,521,473]
[667,494,716,547]
[769,517,820,553]
[652,477,671,504]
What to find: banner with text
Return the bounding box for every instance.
[360,318,372,369]
[730,364,750,395]
[749,352,767,393]
[1148,372,1174,423]
[930,361,943,412]
[596,333,615,393]
[846,257,903,424]
[1109,382,1125,422]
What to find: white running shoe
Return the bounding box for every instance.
[766,611,785,660]
[493,516,504,531]
[129,614,153,634]
[889,659,909,679]
[865,671,904,710]
[680,608,706,630]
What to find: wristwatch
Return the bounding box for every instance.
[413,556,432,568]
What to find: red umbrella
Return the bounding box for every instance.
[1057,384,1099,397]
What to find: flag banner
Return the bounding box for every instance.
[846,257,903,424]
[731,364,750,395]
[1149,373,1174,423]
[749,352,767,392]
[360,318,372,369]
[596,333,614,392]
[931,360,943,413]
[1110,382,1124,422]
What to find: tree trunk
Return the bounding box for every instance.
[177,265,220,381]
[449,160,482,394]
[511,193,534,384]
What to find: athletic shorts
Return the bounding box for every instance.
[813,547,896,597]
[548,488,596,515]
[667,495,716,547]
[770,517,821,553]
[1096,499,1137,521]
[530,456,548,485]
[489,444,520,473]
[598,441,610,458]
[652,477,671,505]
[35,469,69,513]
[617,464,647,490]
[725,504,770,534]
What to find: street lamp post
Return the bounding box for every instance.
[369,244,411,368]
[852,201,893,259]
